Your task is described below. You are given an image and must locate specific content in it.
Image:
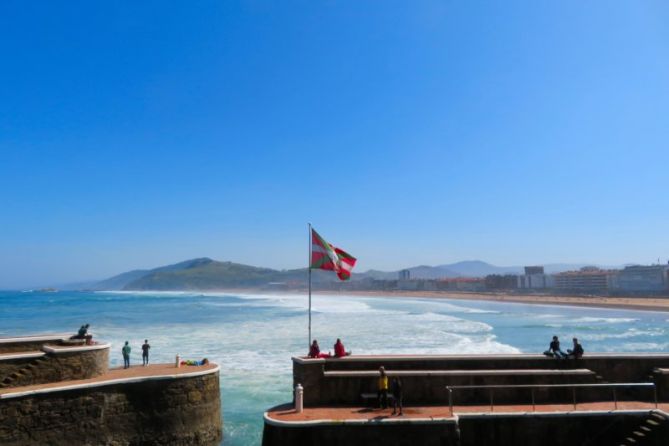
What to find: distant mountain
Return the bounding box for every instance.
[356,261,622,280]
[76,257,344,291]
[436,260,522,277]
[73,258,626,292]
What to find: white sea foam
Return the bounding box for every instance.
[578,328,664,342]
[572,317,639,323]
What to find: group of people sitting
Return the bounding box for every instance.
[544,335,584,359]
[308,338,351,358]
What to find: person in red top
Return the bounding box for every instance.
[333,338,351,358]
[308,340,330,358]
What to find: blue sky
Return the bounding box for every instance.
[1,1,668,288]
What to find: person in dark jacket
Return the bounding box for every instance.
[567,338,584,359]
[141,339,151,366]
[308,340,330,358]
[391,377,403,415]
[544,335,567,358]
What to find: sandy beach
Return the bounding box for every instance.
[313,290,669,313]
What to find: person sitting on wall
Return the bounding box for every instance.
[308,340,331,358]
[333,338,351,358]
[377,366,389,409]
[567,337,584,359]
[70,324,93,344]
[543,335,567,358]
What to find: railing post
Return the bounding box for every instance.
[572,387,577,410]
[531,388,535,411]
[653,385,658,409]
[613,388,617,410]
[448,388,453,415]
[490,388,494,412]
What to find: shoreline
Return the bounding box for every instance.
[91,288,669,313]
[320,290,669,313]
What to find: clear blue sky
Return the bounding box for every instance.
[1,1,668,288]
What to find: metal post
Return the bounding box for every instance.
[448,388,453,415]
[572,387,577,410]
[531,388,535,411]
[654,385,658,409]
[490,389,494,412]
[308,223,312,349]
[613,388,618,410]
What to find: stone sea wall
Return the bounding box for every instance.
[262,411,669,446]
[263,417,460,446]
[0,370,222,446]
[294,354,669,406]
[0,346,108,389]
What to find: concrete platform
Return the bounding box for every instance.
[266,402,669,424]
[0,362,219,399]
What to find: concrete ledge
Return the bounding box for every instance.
[0,364,220,400]
[0,351,46,361]
[324,369,595,378]
[293,353,669,365]
[654,368,669,375]
[263,411,458,427]
[0,334,70,344]
[41,342,111,354]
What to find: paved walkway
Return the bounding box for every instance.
[0,363,217,396]
[268,401,669,422]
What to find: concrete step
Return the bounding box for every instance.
[640,425,652,432]
[646,419,660,426]
[651,412,667,421]
[632,431,645,437]
[625,437,637,443]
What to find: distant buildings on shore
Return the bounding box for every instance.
[319,262,669,296]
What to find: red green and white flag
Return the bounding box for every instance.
[310,229,357,281]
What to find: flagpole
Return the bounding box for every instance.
[308,222,312,350]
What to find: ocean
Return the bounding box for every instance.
[1,290,668,445]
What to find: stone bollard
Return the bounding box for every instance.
[176,354,180,368]
[295,383,304,413]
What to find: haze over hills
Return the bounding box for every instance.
[63,258,625,292]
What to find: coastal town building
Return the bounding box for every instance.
[398,269,411,280]
[436,277,486,292]
[553,267,618,292]
[517,266,554,289]
[617,264,669,292]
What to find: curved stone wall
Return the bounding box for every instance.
[0,368,222,446]
[0,344,109,389]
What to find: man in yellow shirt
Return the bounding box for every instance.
[377,366,389,409]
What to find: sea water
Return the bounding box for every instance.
[1,290,668,445]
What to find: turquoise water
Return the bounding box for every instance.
[1,290,669,445]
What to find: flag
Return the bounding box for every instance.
[310,229,357,281]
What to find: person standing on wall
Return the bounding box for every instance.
[122,341,131,369]
[142,339,151,366]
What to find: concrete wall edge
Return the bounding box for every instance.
[0,364,220,400]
